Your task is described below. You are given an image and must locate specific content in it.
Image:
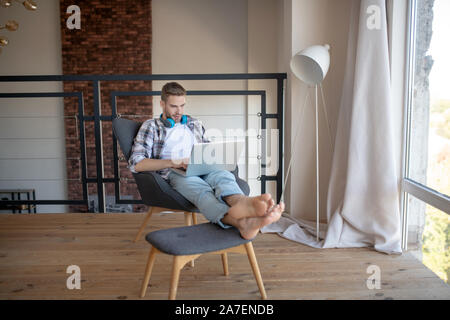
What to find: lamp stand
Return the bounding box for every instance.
[315,85,320,242]
[280,84,333,243]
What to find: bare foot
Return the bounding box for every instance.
[227,194,273,220]
[237,202,285,240]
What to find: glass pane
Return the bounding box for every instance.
[409,0,450,197]
[407,195,449,284]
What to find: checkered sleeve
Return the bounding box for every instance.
[128,120,154,173]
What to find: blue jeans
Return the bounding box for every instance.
[167,170,244,228]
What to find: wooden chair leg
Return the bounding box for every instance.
[184,213,195,268]
[140,247,158,298]
[134,207,155,243]
[169,254,200,300]
[221,253,229,276]
[244,242,267,300]
[169,256,183,300]
[191,212,197,225]
[184,212,192,226]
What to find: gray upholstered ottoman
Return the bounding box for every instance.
[140,223,267,300]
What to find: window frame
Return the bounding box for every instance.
[400,0,450,251]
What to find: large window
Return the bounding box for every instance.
[403,0,450,284]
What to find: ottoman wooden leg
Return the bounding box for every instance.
[221,253,229,276]
[140,246,158,298]
[244,242,267,300]
[169,254,200,300]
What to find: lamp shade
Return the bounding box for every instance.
[290,44,330,85]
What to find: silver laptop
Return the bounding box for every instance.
[170,140,245,177]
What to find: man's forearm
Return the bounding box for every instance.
[134,158,173,172]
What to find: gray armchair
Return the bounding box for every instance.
[112,117,250,242]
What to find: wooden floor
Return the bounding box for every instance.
[0,212,448,300]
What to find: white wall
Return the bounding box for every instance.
[247,0,282,198]
[0,0,67,213]
[152,0,248,175]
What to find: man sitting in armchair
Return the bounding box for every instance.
[129,82,284,240]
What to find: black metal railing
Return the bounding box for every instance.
[0,73,286,212]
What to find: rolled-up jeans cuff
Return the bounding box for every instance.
[209,207,231,229]
[217,219,232,229]
[216,190,243,228]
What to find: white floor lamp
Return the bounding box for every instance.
[282,44,332,241]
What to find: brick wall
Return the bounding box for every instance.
[59,0,152,212]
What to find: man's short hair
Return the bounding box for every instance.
[161,82,186,102]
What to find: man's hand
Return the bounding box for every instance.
[171,158,190,170]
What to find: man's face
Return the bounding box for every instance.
[161,95,186,123]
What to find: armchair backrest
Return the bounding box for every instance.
[112,117,142,161]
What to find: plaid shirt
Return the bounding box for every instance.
[128,115,210,180]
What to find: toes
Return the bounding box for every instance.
[270,206,280,217]
[260,193,272,202]
[267,200,275,212]
[268,204,283,217]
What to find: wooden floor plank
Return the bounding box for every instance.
[0,212,448,300]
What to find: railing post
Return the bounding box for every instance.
[277,77,284,204]
[111,94,121,205]
[93,80,106,213]
[261,91,266,195]
[77,92,88,203]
